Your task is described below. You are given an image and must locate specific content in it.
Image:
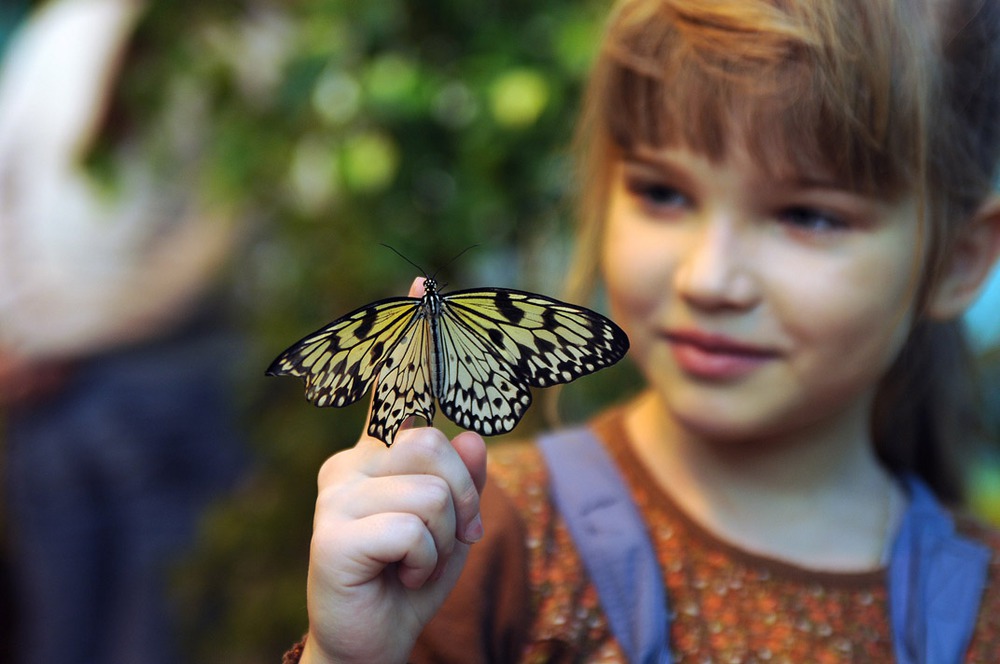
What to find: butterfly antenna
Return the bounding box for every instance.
[380,243,428,276]
[431,244,480,281]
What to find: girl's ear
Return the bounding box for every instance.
[927,195,1000,320]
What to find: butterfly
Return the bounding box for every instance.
[267,276,629,446]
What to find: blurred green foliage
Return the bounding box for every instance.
[109,0,643,660]
[90,1,1000,660]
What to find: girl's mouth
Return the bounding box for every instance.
[663,330,780,380]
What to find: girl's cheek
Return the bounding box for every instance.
[602,208,641,288]
[602,188,677,326]
[602,228,640,313]
[602,238,665,346]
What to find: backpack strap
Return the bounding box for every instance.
[887,475,991,664]
[539,428,992,664]
[538,428,672,664]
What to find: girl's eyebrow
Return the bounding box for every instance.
[619,151,690,180]
[633,154,847,191]
[621,146,860,197]
[772,172,851,192]
[620,148,677,169]
[619,153,700,195]
[620,158,669,176]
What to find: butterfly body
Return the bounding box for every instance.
[268,277,629,446]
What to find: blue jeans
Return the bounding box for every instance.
[4,328,247,664]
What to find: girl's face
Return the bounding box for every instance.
[602,141,922,445]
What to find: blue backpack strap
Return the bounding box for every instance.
[538,428,672,664]
[888,474,991,664]
[540,431,990,664]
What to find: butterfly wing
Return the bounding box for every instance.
[269,285,629,445]
[369,312,436,445]
[266,297,419,410]
[434,304,533,436]
[435,288,629,435]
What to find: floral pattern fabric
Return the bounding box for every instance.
[480,408,1000,663]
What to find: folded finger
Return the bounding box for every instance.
[320,473,459,559]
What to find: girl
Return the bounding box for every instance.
[287,0,1000,662]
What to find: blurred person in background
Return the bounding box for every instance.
[0,4,32,661]
[0,0,248,662]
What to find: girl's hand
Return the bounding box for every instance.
[301,279,488,664]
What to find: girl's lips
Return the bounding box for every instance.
[663,330,780,380]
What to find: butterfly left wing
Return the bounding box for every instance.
[266,297,419,410]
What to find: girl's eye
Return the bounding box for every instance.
[624,178,690,213]
[778,206,849,233]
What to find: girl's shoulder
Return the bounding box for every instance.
[483,433,625,660]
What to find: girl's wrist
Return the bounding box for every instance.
[293,633,351,664]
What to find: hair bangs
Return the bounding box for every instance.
[594,0,925,198]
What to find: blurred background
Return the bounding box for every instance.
[0,1,997,662]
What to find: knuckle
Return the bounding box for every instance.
[317,451,349,487]
[318,444,374,488]
[314,480,346,515]
[395,513,431,548]
[419,475,453,516]
[314,457,364,513]
[309,527,340,558]
[396,426,450,460]
[309,516,352,560]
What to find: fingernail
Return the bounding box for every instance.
[464,514,484,543]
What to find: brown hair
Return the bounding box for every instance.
[567,0,1000,502]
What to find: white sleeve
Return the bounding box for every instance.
[0,0,235,359]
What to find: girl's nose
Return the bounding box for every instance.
[674,219,760,312]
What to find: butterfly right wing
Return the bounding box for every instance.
[442,288,630,388]
[266,297,420,411]
[433,304,532,436]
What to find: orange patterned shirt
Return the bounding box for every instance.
[412,407,1000,663]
